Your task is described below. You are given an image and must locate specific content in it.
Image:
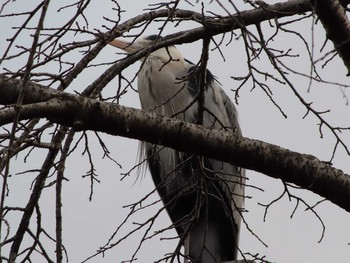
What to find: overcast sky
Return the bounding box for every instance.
[1,1,350,262]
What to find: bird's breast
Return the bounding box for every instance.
[138,58,197,121]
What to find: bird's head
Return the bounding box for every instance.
[109,35,185,64]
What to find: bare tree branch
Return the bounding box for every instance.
[1,1,350,261]
[311,0,350,75]
[8,125,67,263]
[1,75,349,214]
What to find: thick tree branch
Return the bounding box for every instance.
[311,0,350,75]
[1,75,349,213]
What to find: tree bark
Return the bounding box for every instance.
[311,0,350,75]
[1,75,350,213]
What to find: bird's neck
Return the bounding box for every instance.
[138,56,195,120]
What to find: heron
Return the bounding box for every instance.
[110,35,245,263]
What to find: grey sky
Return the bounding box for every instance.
[1,1,350,262]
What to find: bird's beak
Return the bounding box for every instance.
[109,39,143,54]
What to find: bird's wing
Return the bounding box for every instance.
[219,87,241,133]
[205,78,246,240]
[178,65,246,259]
[185,61,246,226]
[146,143,189,236]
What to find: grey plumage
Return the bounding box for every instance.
[110,35,245,263]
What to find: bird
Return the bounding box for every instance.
[110,35,245,263]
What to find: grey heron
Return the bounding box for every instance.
[110,35,245,263]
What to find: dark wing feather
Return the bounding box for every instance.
[182,63,245,261]
[141,56,244,262]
